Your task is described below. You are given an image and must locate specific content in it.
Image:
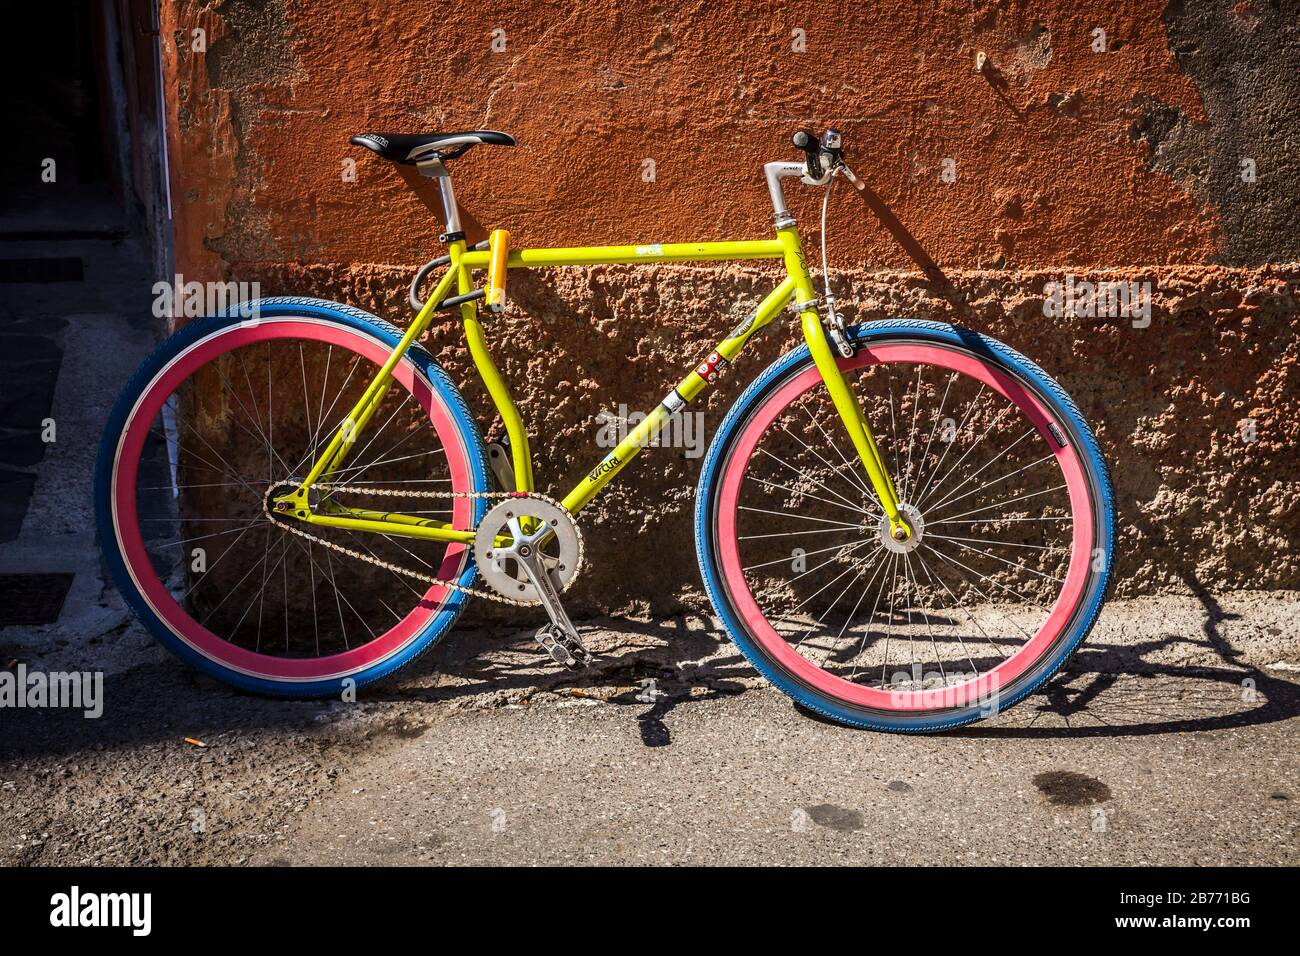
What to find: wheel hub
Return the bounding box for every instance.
[879,502,924,554]
[266,479,311,517]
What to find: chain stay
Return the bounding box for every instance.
[262,483,579,606]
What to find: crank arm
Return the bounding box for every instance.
[510,519,591,664]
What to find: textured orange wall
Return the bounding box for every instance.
[167,0,1228,275]
[159,1,1300,607]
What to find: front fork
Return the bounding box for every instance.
[779,227,912,541]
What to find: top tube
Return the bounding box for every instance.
[457,239,785,269]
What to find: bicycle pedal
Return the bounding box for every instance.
[534,625,593,670]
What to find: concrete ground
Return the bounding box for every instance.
[1,196,1297,868]
[3,579,1298,865]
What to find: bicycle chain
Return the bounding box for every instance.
[261,483,583,606]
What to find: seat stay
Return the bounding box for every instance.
[288,266,458,504]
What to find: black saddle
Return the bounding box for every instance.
[349,130,516,165]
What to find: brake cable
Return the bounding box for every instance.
[818,167,855,358]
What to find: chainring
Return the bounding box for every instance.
[473,497,583,604]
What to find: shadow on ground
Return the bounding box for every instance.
[3,583,1297,763]
[956,573,1297,738]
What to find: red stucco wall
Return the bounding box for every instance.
[159,1,1300,610]
[167,0,1235,271]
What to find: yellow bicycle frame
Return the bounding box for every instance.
[274,223,909,543]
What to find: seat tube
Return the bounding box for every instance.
[778,224,907,533]
[452,241,535,492]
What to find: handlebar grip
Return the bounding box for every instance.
[792,129,824,180]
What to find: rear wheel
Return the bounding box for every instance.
[696,320,1114,732]
[95,298,489,696]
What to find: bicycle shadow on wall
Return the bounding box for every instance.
[398,165,488,243]
[398,154,983,326]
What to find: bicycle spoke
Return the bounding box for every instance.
[757,446,870,514]
[926,532,1067,553]
[928,483,1069,524]
[929,534,1064,584]
[180,518,265,602]
[737,505,861,528]
[748,473,878,517]
[917,402,1012,511]
[787,544,882,617]
[921,543,1039,646]
[846,549,897,681]
[823,545,892,667]
[779,417,870,501]
[880,548,901,687]
[916,548,1006,663]
[901,365,922,501]
[292,350,364,476]
[908,371,956,504]
[737,526,861,540]
[903,550,945,681]
[924,431,1041,513]
[743,536,878,572]
[922,541,1053,616]
[913,383,984,506]
[794,548,885,651]
[801,402,873,497]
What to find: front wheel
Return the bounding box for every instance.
[696,320,1115,732]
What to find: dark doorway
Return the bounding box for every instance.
[0,2,169,245]
[0,3,167,543]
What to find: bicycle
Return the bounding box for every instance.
[96,127,1115,732]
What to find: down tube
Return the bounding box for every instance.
[561,276,797,514]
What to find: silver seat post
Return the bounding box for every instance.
[415,156,463,235]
